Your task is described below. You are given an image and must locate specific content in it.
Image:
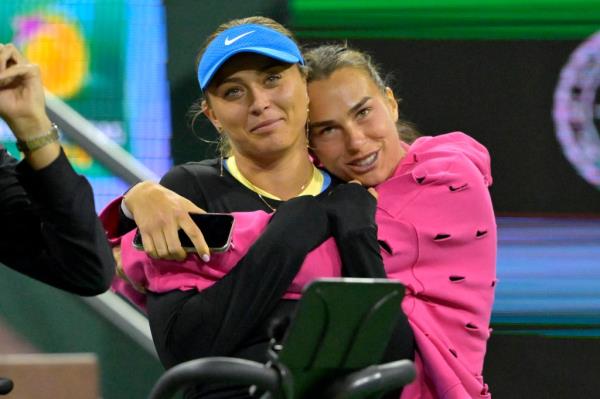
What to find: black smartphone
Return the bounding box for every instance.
[132,213,235,253]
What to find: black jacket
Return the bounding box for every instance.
[0,146,114,296]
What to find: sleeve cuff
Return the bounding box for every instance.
[120,199,134,219]
[15,148,84,206]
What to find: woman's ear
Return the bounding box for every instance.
[385,87,399,122]
[202,100,223,133]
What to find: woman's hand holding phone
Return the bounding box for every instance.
[133,213,234,256]
[124,181,210,261]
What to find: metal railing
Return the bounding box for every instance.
[45,91,159,185]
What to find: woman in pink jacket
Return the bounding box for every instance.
[105,38,496,398]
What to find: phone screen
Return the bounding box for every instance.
[132,213,235,252]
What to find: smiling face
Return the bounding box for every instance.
[203,53,309,162]
[308,67,405,186]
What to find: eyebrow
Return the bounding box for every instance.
[309,96,372,129]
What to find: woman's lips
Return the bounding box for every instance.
[250,118,283,134]
[347,151,378,173]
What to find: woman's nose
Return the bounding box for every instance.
[248,87,270,115]
[345,125,367,152]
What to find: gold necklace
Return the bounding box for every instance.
[257,193,277,212]
[226,156,314,212]
[255,170,312,212]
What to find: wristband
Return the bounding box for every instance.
[16,123,60,153]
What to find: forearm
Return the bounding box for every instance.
[1,212,114,295]
[1,150,115,295]
[10,115,61,170]
[335,225,386,278]
[22,140,61,170]
[148,197,331,366]
[3,100,61,168]
[321,183,386,278]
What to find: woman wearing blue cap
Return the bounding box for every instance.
[103,16,412,399]
[108,15,495,399]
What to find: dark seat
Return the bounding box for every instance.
[147,278,416,399]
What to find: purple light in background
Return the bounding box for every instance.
[553,30,600,189]
[12,15,44,45]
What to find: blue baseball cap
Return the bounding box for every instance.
[197,24,304,90]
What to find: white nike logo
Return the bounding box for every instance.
[224,31,255,46]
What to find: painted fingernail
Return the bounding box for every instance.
[201,254,210,262]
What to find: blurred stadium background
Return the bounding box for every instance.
[0,0,599,398]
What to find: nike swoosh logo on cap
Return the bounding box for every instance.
[224,31,256,46]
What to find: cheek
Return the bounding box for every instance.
[370,116,395,137]
[381,132,403,171]
[313,145,343,171]
[283,84,307,114]
[366,117,399,148]
[214,103,246,130]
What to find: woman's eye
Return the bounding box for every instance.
[357,107,371,119]
[265,73,282,85]
[318,126,336,136]
[223,87,242,99]
[310,125,340,142]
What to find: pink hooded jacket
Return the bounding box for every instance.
[101,132,496,399]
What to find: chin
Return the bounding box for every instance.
[355,172,386,187]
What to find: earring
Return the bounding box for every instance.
[305,107,314,149]
[305,107,310,141]
[218,134,225,177]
